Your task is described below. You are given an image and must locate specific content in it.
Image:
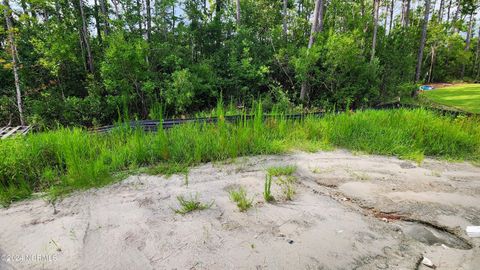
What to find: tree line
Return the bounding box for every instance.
[1,0,479,127]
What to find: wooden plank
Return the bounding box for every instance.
[0,127,12,137]
[1,126,21,139]
[20,126,31,135]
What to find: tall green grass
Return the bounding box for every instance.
[1,108,479,205]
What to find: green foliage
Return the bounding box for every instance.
[267,165,297,177]
[322,109,480,161]
[323,32,380,108]
[264,174,274,202]
[277,176,297,201]
[2,0,479,127]
[266,165,298,201]
[165,69,195,114]
[229,187,253,212]
[146,163,189,178]
[101,32,152,118]
[173,194,213,215]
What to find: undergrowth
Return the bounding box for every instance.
[229,187,253,212]
[267,165,297,177]
[1,108,479,206]
[173,194,213,215]
[264,174,274,202]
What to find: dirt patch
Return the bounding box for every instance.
[0,150,479,269]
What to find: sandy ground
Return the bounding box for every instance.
[1,150,479,270]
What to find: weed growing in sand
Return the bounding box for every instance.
[348,170,370,181]
[229,187,253,212]
[173,194,213,215]
[264,174,274,202]
[278,176,297,200]
[267,165,297,177]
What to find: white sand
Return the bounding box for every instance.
[1,150,479,269]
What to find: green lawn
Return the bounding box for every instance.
[422,84,480,113]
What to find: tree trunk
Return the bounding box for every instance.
[112,0,120,19]
[94,0,103,44]
[235,0,240,26]
[79,0,95,73]
[404,0,411,27]
[300,0,323,101]
[447,0,452,22]
[389,0,394,33]
[137,0,143,34]
[439,0,444,22]
[146,0,152,41]
[3,0,25,126]
[172,1,175,32]
[461,13,474,79]
[428,46,435,82]
[384,1,388,31]
[475,26,480,80]
[401,0,405,25]
[415,0,431,83]
[453,0,460,32]
[371,0,379,62]
[317,0,325,32]
[307,0,323,48]
[99,0,109,35]
[283,0,288,39]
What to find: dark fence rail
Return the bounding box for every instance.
[91,103,476,134]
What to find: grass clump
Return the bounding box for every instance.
[277,176,297,200]
[264,174,274,202]
[173,194,213,215]
[266,165,297,177]
[229,187,253,212]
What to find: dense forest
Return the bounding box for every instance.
[1,0,479,127]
